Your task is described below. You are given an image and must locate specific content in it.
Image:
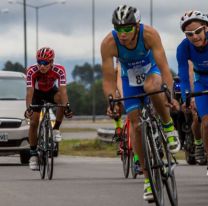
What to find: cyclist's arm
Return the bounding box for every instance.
[58,85,69,105]
[101,34,118,98]
[26,87,34,108]
[176,43,191,102]
[144,25,173,91]
[116,61,123,98]
[188,60,194,92]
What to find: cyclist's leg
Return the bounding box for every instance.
[191,110,206,164]
[122,77,152,200]
[144,67,180,154]
[194,81,208,170]
[29,90,42,170]
[47,86,64,142]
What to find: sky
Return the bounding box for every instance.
[0,0,207,82]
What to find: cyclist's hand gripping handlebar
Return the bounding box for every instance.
[108,95,120,121]
[64,103,73,118]
[24,106,33,118]
[161,83,172,104]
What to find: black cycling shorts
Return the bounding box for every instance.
[32,86,58,112]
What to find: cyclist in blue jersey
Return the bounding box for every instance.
[101,5,180,201]
[177,10,208,173]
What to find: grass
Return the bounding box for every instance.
[59,139,118,157]
[59,138,186,160]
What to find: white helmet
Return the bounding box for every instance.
[180,10,208,31]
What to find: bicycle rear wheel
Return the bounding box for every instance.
[159,131,178,206]
[142,121,164,206]
[121,124,130,178]
[46,121,54,180]
[38,124,46,179]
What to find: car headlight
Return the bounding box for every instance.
[21,118,30,126]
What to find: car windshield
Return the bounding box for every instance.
[0,77,26,100]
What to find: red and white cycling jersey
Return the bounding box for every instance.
[26,64,67,92]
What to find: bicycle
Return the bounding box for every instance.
[112,116,139,179]
[109,85,178,206]
[30,102,68,180]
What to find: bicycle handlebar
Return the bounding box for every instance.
[185,90,208,107]
[29,103,69,109]
[109,84,172,104]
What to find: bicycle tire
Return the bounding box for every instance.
[130,151,137,179]
[38,123,46,179]
[142,121,164,206]
[121,123,130,178]
[159,130,178,206]
[46,121,54,180]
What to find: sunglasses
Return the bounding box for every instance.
[114,25,135,34]
[37,60,50,66]
[184,25,205,37]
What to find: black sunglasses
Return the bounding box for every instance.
[37,60,50,66]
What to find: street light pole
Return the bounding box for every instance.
[150,0,153,26]
[35,8,39,50]
[23,0,27,68]
[92,0,96,122]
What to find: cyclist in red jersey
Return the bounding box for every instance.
[25,47,72,170]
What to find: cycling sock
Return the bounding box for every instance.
[144,178,150,184]
[114,117,123,129]
[162,118,174,132]
[53,120,62,130]
[134,154,139,162]
[194,139,203,145]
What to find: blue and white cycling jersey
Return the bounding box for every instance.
[112,24,160,113]
[177,32,208,118]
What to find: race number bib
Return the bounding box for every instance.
[127,68,146,86]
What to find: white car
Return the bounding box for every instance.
[0,71,30,164]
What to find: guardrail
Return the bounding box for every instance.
[97,128,114,143]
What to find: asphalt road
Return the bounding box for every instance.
[0,156,207,206]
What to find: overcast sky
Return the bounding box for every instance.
[0,0,207,81]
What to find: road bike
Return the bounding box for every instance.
[110,85,178,206]
[30,102,67,180]
[112,116,139,179]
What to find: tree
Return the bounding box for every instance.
[2,61,26,74]
[72,63,102,88]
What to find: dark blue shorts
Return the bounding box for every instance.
[121,65,160,113]
[194,81,208,118]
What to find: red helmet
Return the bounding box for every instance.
[36,47,55,61]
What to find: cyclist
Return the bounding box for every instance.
[101,5,180,201]
[177,10,208,171]
[25,47,72,170]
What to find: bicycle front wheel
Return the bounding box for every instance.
[142,121,164,206]
[46,122,54,180]
[160,131,178,206]
[38,124,46,179]
[121,124,130,178]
